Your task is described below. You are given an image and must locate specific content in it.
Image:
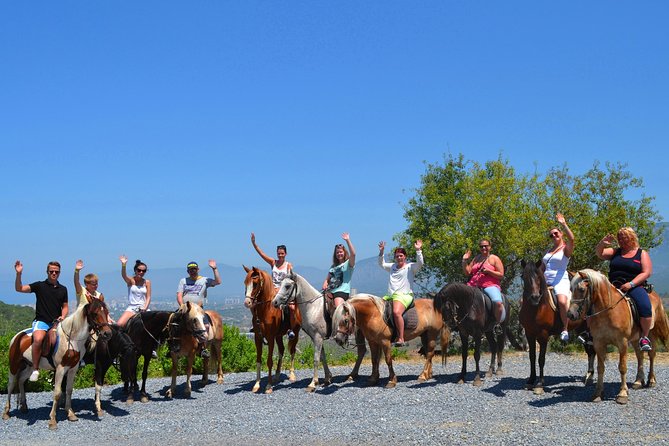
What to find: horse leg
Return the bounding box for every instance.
[367,342,381,386]
[201,345,210,387]
[591,343,607,402]
[94,365,106,417]
[526,335,537,390]
[321,344,333,386]
[265,337,275,394]
[252,335,263,393]
[287,334,298,383]
[485,331,496,378]
[184,354,194,397]
[632,344,645,390]
[2,371,17,420]
[615,341,629,405]
[584,343,596,386]
[214,341,224,384]
[418,333,436,382]
[458,333,469,384]
[307,337,323,392]
[18,369,28,412]
[535,338,549,395]
[647,344,657,388]
[384,342,397,389]
[346,329,366,382]
[496,327,505,376]
[472,336,482,387]
[139,354,150,403]
[275,336,285,384]
[166,354,177,399]
[64,368,78,422]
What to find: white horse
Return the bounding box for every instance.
[3,296,112,429]
[272,271,332,392]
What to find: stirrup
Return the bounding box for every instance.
[639,337,652,352]
[493,324,503,336]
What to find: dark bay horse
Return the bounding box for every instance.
[123,310,172,403]
[520,260,595,394]
[82,325,136,416]
[434,283,509,386]
[332,294,447,388]
[243,266,301,394]
[3,297,112,429]
[568,269,669,404]
[165,302,224,398]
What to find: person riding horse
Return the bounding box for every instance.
[462,238,505,333]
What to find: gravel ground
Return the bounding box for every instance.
[2,351,669,445]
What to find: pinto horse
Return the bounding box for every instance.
[519,260,595,394]
[123,310,172,403]
[3,296,112,429]
[243,266,301,394]
[434,283,509,386]
[332,294,447,388]
[165,302,224,398]
[82,325,136,416]
[568,269,669,404]
[272,271,333,392]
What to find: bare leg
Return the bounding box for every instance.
[392,301,406,343]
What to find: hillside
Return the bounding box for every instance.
[0,300,35,336]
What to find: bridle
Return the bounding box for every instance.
[571,274,626,321]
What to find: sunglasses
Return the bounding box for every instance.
[136,269,147,273]
[479,245,490,248]
[48,270,61,275]
[335,244,345,248]
[549,232,560,237]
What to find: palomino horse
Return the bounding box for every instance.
[123,310,172,403]
[434,283,509,386]
[165,302,224,398]
[568,269,669,404]
[272,271,332,392]
[3,296,112,429]
[82,324,136,416]
[332,294,447,388]
[243,266,301,394]
[520,260,595,394]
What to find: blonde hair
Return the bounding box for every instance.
[617,227,639,249]
[84,273,99,285]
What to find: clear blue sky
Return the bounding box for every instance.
[2,2,668,281]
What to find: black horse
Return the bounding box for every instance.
[123,311,172,403]
[434,282,509,386]
[80,325,137,416]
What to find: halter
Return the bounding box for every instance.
[334,305,362,349]
[281,279,323,307]
[572,273,626,321]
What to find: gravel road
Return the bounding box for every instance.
[2,351,668,445]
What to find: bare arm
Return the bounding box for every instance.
[595,234,616,260]
[14,261,31,293]
[209,259,222,286]
[120,255,133,286]
[74,259,84,296]
[557,213,575,258]
[462,250,473,275]
[60,301,69,320]
[143,279,152,310]
[251,232,276,267]
[343,233,356,268]
[177,291,184,307]
[483,255,505,280]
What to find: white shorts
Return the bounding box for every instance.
[551,276,572,299]
[125,304,144,313]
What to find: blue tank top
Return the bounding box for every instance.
[609,248,642,287]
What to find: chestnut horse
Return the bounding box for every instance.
[520,260,595,394]
[332,294,447,388]
[568,269,669,404]
[165,302,224,398]
[434,283,509,386]
[3,296,112,429]
[243,266,301,394]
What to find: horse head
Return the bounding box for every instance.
[521,259,547,306]
[243,266,272,309]
[177,302,208,343]
[272,271,297,309]
[332,301,356,347]
[85,297,112,342]
[567,269,596,321]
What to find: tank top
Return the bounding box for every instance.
[272,263,289,289]
[128,282,147,306]
[609,248,642,287]
[543,247,570,286]
[467,259,501,289]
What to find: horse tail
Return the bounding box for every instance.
[651,294,669,348]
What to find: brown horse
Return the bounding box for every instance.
[332,294,447,388]
[568,269,669,404]
[165,302,224,398]
[434,283,508,386]
[3,296,112,429]
[243,266,301,393]
[520,260,595,394]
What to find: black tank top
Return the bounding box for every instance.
[608,248,642,287]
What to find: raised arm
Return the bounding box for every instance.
[461,250,473,275]
[251,232,275,267]
[556,213,575,258]
[14,261,32,293]
[209,259,222,286]
[343,232,356,268]
[120,255,133,286]
[413,239,424,271]
[74,259,84,296]
[595,234,616,260]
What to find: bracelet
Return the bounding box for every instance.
[629,281,635,288]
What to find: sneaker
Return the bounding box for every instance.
[201,348,210,359]
[493,324,503,336]
[577,331,593,346]
[560,331,569,342]
[392,341,407,347]
[151,350,158,359]
[639,336,652,352]
[29,370,40,382]
[287,329,295,340]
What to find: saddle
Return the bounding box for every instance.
[19,322,60,369]
[323,291,335,338]
[621,291,655,331]
[479,290,508,332]
[383,299,418,343]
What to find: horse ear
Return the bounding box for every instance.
[521,259,526,268]
[243,265,250,273]
[579,271,588,279]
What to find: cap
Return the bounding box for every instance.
[186,262,199,269]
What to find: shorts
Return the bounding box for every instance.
[332,291,350,301]
[483,286,503,303]
[383,292,414,309]
[125,304,144,313]
[31,320,51,333]
[550,275,572,299]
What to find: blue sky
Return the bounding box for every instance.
[2,2,668,289]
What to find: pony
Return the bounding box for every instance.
[123,310,172,403]
[165,302,224,398]
[272,271,332,392]
[519,260,595,394]
[332,294,447,388]
[3,296,112,429]
[434,282,509,386]
[568,269,669,404]
[81,324,136,416]
[243,266,301,393]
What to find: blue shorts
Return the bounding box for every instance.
[628,286,652,318]
[483,286,503,303]
[31,320,51,333]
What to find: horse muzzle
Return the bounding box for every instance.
[334,331,348,347]
[97,325,113,342]
[244,297,253,309]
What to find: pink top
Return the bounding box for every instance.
[467,260,501,290]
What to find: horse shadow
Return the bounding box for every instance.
[526,377,627,407]
[69,396,131,420]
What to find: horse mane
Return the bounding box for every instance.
[59,298,93,335]
[572,268,608,290]
[349,294,385,315]
[255,267,276,300]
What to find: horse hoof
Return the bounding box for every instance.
[616,395,628,405]
[485,371,493,378]
[591,396,602,403]
[533,387,544,395]
[140,396,149,403]
[2,413,10,421]
[48,420,58,430]
[68,414,79,422]
[496,369,503,376]
[252,383,260,393]
[126,397,134,405]
[265,387,273,395]
[20,405,28,413]
[648,381,656,388]
[417,376,426,383]
[473,380,482,387]
[457,379,465,385]
[347,373,358,382]
[97,410,105,417]
[165,391,173,399]
[306,386,316,393]
[632,382,643,390]
[385,381,397,389]
[217,377,224,385]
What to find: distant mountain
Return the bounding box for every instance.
[649,222,669,293]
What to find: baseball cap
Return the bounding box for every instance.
[186,262,199,269]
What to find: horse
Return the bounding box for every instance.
[243,266,301,394]
[123,310,172,403]
[165,302,224,398]
[3,296,112,429]
[81,324,137,416]
[272,271,333,392]
[332,294,447,388]
[434,282,509,386]
[568,269,669,404]
[519,260,595,394]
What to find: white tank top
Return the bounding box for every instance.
[128,283,147,306]
[543,248,570,287]
[272,263,289,289]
